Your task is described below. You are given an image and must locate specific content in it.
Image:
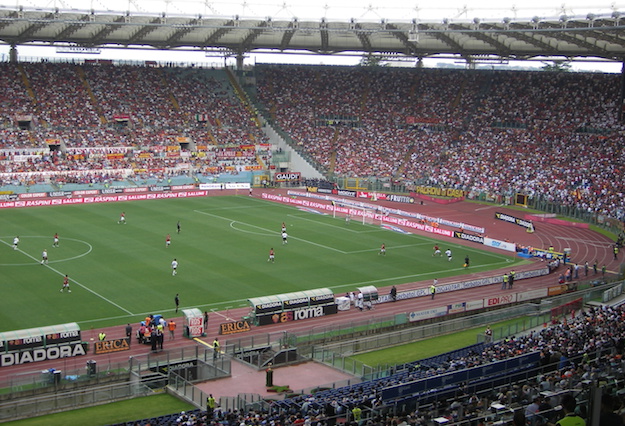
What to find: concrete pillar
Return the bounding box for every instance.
[9,44,17,63]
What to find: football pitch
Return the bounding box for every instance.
[0,195,523,332]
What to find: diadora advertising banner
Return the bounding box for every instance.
[1,343,87,367]
[495,212,534,229]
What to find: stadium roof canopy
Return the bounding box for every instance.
[1,1,625,64]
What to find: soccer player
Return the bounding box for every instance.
[41,249,48,265]
[433,245,441,256]
[281,222,287,232]
[445,249,452,262]
[172,259,178,276]
[13,236,19,250]
[53,233,59,248]
[174,293,180,312]
[118,212,126,224]
[379,243,386,256]
[464,255,470,268]
[268,248,275,263]
[60,274,71,292]
[281,231,288,245]
[177,221,181,234]
[166,234,171,248]
[345,214,351,225]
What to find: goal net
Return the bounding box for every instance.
[334,205,378,225]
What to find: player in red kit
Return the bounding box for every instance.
[61,275,71,293]
[166,234,171,248]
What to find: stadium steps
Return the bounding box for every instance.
[451,77,468,109]
[28,131,37,147]
[328,151,337,175]
[156,68,181,112]
[393,148,415,180]
[225,68,262,128]
[256,153,267,169]
[168,93,180,111]
[359,74,371,113]
[327,129,340,174]
[16,64,37,103]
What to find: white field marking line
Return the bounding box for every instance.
[330,260,514,292]
[81,259,503,324]
[78,298,254,325]
[286,213,381,234]
[229,221,274,236]
[75,257,516,324]
[194,209,348,254]
[209,309,231,320]
[196,205,261,211]
[0,239,133,315]
[349,243,430,254]
[0,236,93,266]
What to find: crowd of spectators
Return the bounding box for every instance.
[251,304,624,426]
[2,62,625,220]
[21,62,101,128]
[0,62,266,146]
[255,65,625,221]
[116,304,625,425]
[0,63,36,130]
[0,62,270,186]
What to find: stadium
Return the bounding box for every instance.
[1,0,625,425]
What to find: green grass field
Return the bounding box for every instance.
[0,195,524,332]
[4,393,194,426]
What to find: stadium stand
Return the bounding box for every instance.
[0,62,269,188]
[1,61,625,424]
[1,62,625,222]
[254,65,625,222]
[108,304,625,425]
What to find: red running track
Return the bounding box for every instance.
[0,193,619,385]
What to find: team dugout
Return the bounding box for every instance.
[248,288,337,326]
[0,322,81,354]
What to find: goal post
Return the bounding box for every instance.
[359,208,377,225]
[332,204,378,225]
